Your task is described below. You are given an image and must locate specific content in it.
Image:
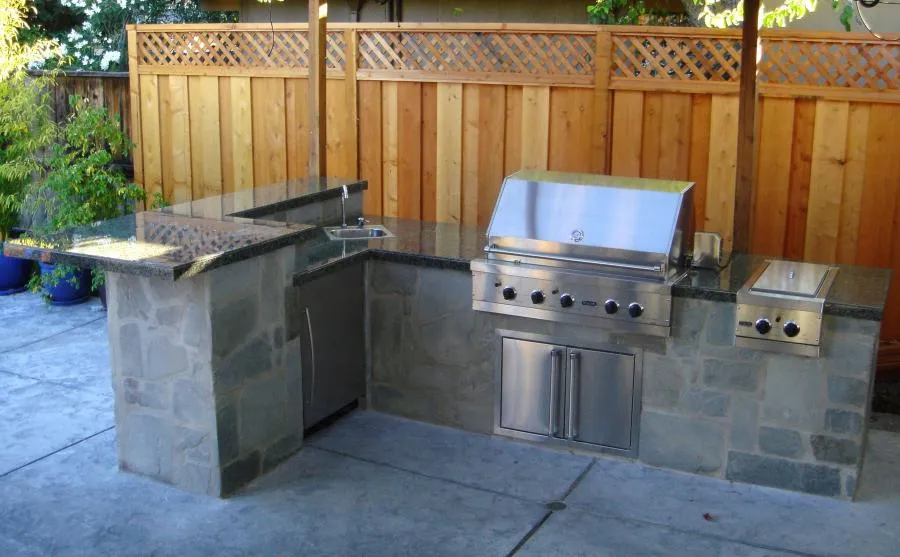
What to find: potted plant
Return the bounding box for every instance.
[0,1,58,294]
[26,95,145,305]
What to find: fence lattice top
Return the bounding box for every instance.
[759,39,900,90]
[612,34,742,81]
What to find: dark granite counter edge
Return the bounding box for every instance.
[294,250,886,321]
[230,180,367,220]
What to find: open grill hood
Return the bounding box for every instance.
[484,171,694,281]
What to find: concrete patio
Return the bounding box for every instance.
[1,291,900,557]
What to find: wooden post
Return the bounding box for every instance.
[592,30,612,174]
[126,26,145,205]
[733,0,760,253]
[308,0,327,179]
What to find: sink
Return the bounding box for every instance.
[324,225,395,241]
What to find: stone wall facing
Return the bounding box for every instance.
[366,261,880,500]
[106,246,301,496]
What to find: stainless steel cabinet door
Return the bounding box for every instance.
[500,338,565,437]
[297,263,366,429]
[566,348,635,450]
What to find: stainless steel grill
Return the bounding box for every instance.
[735,260,838,357]
[471,171,694,337]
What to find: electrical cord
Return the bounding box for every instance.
[267,1,275,58]
[855,0,900,41]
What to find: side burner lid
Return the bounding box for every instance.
[750,261,832,298]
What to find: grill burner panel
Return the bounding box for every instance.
[471,171,694,338]
[735,260,839,357]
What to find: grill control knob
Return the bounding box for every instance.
[628,303,644,318]
[531,290,545,304]
[784,321,801,338]
[604,300,619,314]
[755,318,772,335]
[502,286,517,301]
[560,294,575,308]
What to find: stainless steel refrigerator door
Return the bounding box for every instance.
[499,338,565,437]
[566,347,636,450]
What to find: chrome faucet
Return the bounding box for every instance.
[340,185,349,228]
[357,217,369,228]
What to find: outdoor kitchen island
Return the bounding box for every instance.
[4,175,890,502]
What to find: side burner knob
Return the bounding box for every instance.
[628,303,644,318]
[755,319,772,335]
[604,300,619,314]
[502,286,517,301]
[560,294,575,308]
[783,321,800,338]
[531,290,545,304]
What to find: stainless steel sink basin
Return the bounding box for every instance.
[325,225,394,241]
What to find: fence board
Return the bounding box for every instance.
[641,92,663,179]
[250,78,287,203]
[549,88,595,174]
[478,85,507,227]
[752,97,794,257]
[462,84,480,227]
[381,81,399,217]
[521,86,550,171]
[398,82,423,220]
[658,93,691,180]
[858,104,900,268]
[610,91,643,177]
[436,83,463,223]
[188,76,223,205]
[837,103,869,265]
[139,75,163,205]
[784,99,816,260]
[159,75,192,208]
[421,83,438,222]
[359,80,383,216]
[805,100,849,262]
[504,86,523,175]
[285,78,309,181]
[705,95,739,253]
[220,76,254,209]
[688,94,711,236]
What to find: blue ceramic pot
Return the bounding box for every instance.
[0,248,32,295]
[38,262,91,306]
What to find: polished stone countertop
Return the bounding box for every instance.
[3,177,364,280]
[292,222,890,321]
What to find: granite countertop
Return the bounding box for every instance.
[292,223,890,321]
[3,177,365,280]
[675,253,892,321]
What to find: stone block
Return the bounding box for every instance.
[155,304,185,328]
[173,379,212,426]
[118,323,144,378]
[414,268,472,325]
[821,318,878,379]
[639,411,726,475]
[123,378,169,410]
[825,409,863,436]
[259,257,285,325]
[669,298,708,356]
[239,375,287,452]
[844,473,857,499]
[725,451,841,497]
[118,413,174,482]
[704,303,736,347]
[761,358,824,431]
[827,376,869,408]
[145,334,190,379]
[370,262,418,296]
[211,296,260,359]
[811,435,860,465]
[181,302,208,348]
[220,450,261,496]
[216,402,239,464]
[262,433,303,473]
[209,257,260,306]
[729,397,759,452]
[758,426,804,458]
[701,359,761,392]
[415,309,478,366]
[640,353,687,410]
[116,277,151,321]
[173,462,216,496]
[369,295,407,384]
[174,426,212,464]
[285,288,303,341]
[682,388,729,418]
[213,335,273,393]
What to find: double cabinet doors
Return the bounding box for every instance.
[499,337,636,450]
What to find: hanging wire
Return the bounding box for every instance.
[267,1,276,58]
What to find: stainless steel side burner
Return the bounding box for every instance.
[471,170,694,337]
[735,260,839,357]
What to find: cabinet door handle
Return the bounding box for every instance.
[549,348,562,437]
[566,351,580,440]
[304,307,317,405]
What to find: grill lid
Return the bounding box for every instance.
[484,171,693,279]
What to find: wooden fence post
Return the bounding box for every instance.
[345,29,359,180]
[733,0,761,253]
[308,1,327,179]
[592,29,613,174]
[127,26,145,201]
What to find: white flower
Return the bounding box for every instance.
[117,0,126,8]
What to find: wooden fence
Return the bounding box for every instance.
[123,23,900,341]
[30,71,132,138]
